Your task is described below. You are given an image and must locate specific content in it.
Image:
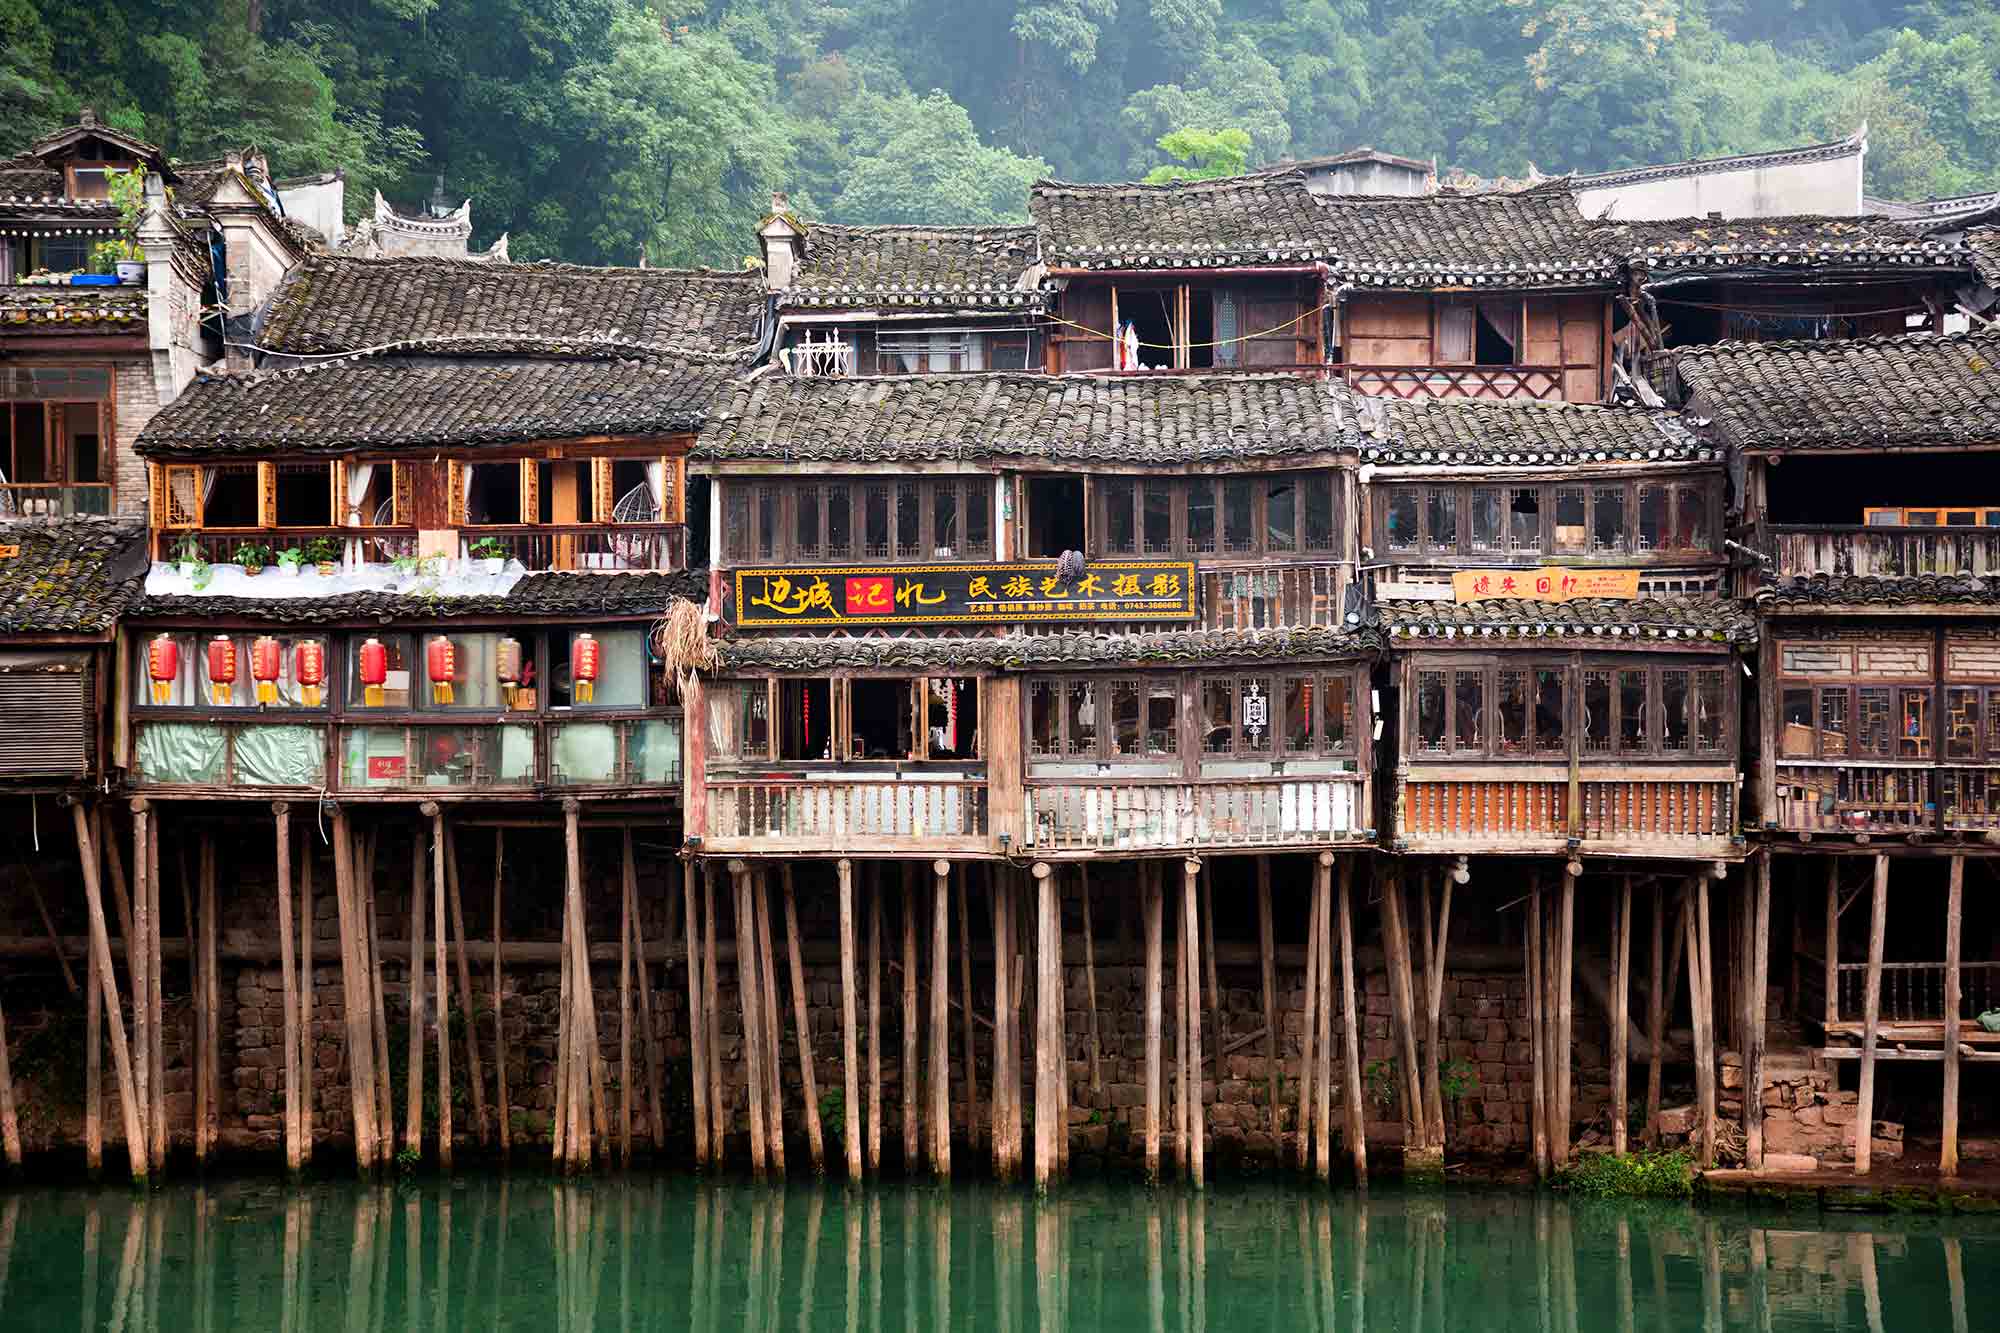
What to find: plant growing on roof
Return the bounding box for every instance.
[88,165,149,283]
[469,535,507,573]
[233,540,272,575]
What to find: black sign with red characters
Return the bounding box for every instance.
[730,561,1198,628]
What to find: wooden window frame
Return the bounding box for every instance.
[719,674,985,766]
[1091,471,1341,562]
[725,477,991,566]
[1406,656,1734,763]
[1375,478,1720,562]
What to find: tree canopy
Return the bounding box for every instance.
[6,0,1996,266]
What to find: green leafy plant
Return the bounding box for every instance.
[233,540,272,571]
[819,1087,846,1143]
[1364,1057,1399,1110]
[468,536,507,561]
[1556,1148,1696,1199]
[303,535,340,566]
[1440,1058,1479,1102]
[89,165,149,272]
[390,554,418,576]
[276,546,304,571]
[395,1145,421,1172]
[170,532,202,566]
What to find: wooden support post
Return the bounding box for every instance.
[902,864,920,1173]
[130,803,152,1163]
[1141,862,1162,1183]
[1172,863,1187,1176]
[631,851,665,1156]
[1033,861,1059,1190]
[1296,857,1322,1170]
[783,864,825,1174]
[1256,857,1278,1137]
[1644,882,1665,1146]
[1336,859,1366,1184]
[553,843,575,1166]
[362,831,393,1165]
[430,809,453,1170]
[683,859,708,1168]
[274,804,302,1175]
[1315,852,1334,1182]
[1182,859,1204,1189]
[1421,868,1454,1153]
[329,810,378,1175]
[75,804,144,1182]
[929,860,951,1179]
[85,904,102,1178]
[146,810,165,1173]
[1200,864,1224,1078]
[617,833,634,1167]
[1612,875,1631,1158]
[491,829,509,1161]
[1942,854,1963,1178]
[1381,865,1424,1158]
[1682,880,1716,1171]
[836,858,862,1182]
[867,863,883,1176]
[1744,856,1771,1170]
[195,832,218,1167]
[562,802,599,1170]
[1080,865,1102,1103]
[957,866,978,1153]
[730,861,767,1179]
[0,979,17,1171]
[1556,867,1575,1168]
[1527,878,1549,1180]
[755,868,785,1173]
[990,866,1013,1181]
[297,828,315,1168]
[442,827,487,1150]
[1854,855,1888,1175]
[405,823,428,1160]
[702,863,724,1168]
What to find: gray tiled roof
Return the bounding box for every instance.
[1322,180,1619,289]
[719,625,1378,673]
[1674,332,2000,452]
[257,256,767,359]
[137,356,742,456]
[1969,225,2000,289]
[1605,213,1975,276]
[0,520,149,635]
[1346,394,1710,466]
[784,224,1041,309]
[137,570,703,624]
[1030,171,1332,269]
[1757,572,2000,611]
[693,372,1359,466]
[0,287,148,328]
[1373,594,1755,644]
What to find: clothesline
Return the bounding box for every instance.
[1048,301,1331,352]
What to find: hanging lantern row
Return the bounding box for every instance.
[571,632,599,704]
[251,635,281,705]
[206,636,238,706]
[147,633,178,703]
[427,634,457,704]
[358,637,387,708]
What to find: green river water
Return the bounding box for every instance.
[0,1176,1987,1331]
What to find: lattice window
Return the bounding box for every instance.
[391,461,413,527]
[160,464,201,527]
[446,461,466,526]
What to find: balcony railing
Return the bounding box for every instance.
[1834,961,2000,1026]
[153,523,687,573]
[1197,561,1347,630]
[705,776,990,852]
[1337,364,1572,401]
[1770,525,2000,579]
[1774,763,1933,834]
[0,482,112,518]
[1399,772,1736,850]
[1022,776,1366,853]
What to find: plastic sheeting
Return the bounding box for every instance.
[234,725,325,787]
[135,722,225,784]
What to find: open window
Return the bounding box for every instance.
[274,463,334,527]
[1027,476,1085,557]
[778,678,832,760]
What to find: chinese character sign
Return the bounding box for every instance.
[1450,567,1642,604]
[733,561,1199,628]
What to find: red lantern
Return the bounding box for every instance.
[295,640,325,707]
[496,636,523,707]
[206,636,238,705]
[251,635,282,705]
[359,637,388,708]
[147,634,179,704]
[571,632,599,704]
[427,634,457,704]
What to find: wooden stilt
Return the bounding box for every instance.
[901,864,920,1173]
[1199,865,1224,1076]
[74,804,144,1182]
[1032,862,1058,1189]
[683,859,709,1168]
[929,860,950,1179]
[0,984,17,1171]
[85,905,102,1178]
[201,832,220,1167]
[1080,864,1102,1104]
[1643,882,1665,1146]
[783,864,826,1173]
[631,849,665,1156]
[1854,855,1888,1174]
[731,861,768,1180]
[1142,861,1163,1183]
[702,863,724,1167]
[328,809,378,1175]
[362,831,393,1164]
[553,847,574,1166]
[992,866,1018,1182]
[836,858,861,1181]
[1556,868,1575,1168]
[562,802,598,1170]
[274,804,302,1175]
[1942,854,1963,1178]
[618,833,634,1167]
[1744,857,1771,1169]
[754,869,785,1172]
[1421,868,1454,1152]
[1824,859,1840,1036]
[1314,852,1334,1182]
[1182,859,1204,1189]
[957,866,978,1153]
[442,826,488,1149]
[1381,865,1424,1157]
[866,863,883,1176]
[189,834,211,1167]
[1611,875,1631,1158]
[1256,857,1279,1137]
[429,808,453,1170]
[1682,880,1715,1170]
[146,812,165,1173]
[1527,877,1549,1180]
[130,803,153,1164]
[1336,859,1366,1183]
[405,824,428,1160]
[491,829,509,1161]
[1172,863,1187,1176]
[1296,857,1322,1170]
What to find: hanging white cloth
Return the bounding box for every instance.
[1119,321,1140,371]
[343,461,376,567]
[644,460,666,520]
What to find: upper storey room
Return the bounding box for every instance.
[756,198,1044,377]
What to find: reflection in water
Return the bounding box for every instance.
[0,1179,1991,1332]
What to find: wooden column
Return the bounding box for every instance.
[617,834,635,1166]
[1142,861,1163,1184]
[1421,866,1455,1153]
[130,801,153,1164]
[992,867,1020,1182]
[630,837,666,1154]
[198,832,219,1167]
[361,831,394,1165]
[1336,858,1366,1184]
[901,864,920,1173]
[0,962,18,1171]
[1182,858,1204,1189]
[405,822,429,1160]
[836,858,862,1182]
[755,869,785,1172]
[85,904,101,1179]
[1555,866,1575,1168]
[430,808,453,1170]
[1853,855,1889,1175]
[1611,875,1631,1158]
[1080,865,1103,1104]
[782,864,825,1174]
[684,859,709,1168]
[1942,854,1963,1178]
[1644,882,1665,1146]
[730,861,768,1179]
[443,828,488,1149]
[1296,856,1322,1171]
[1824,859,1841,1033]
[1380,864,1424,1159]
[866,864,883,1175]
[1685,878,1718,1171]
[273,804,303,1175]
[1032,862,1059,1189]
[146,808,165,1173]
[328,808,379,1174]
[1527,878,1549,1179]
[702,863,724,1168]
[958,866,979,1153]
[491,829,510,1161]
[298,826,314,1167]
[1743,856,1771,1170]
[1314,852,1334,1182]
[73,804,144,1182]
[1256,857,1279,1137]
[929,860,951,1179]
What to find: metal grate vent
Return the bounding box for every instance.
[0,672,88,775]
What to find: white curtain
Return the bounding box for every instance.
[343,461,375,566]
[644,460,666,520]
[1438,305,1475,362]
[461,462,474,518]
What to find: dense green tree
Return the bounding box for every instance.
[826,90,1050,225]
[1142,128,1253,183]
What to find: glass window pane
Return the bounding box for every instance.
[1304,474,1336,552]
[742,683,770,757]
[1470,488,1503,552]
[795,485,823,556]
[932,482,959,557]
[1110,679,1142,756]
[567,629,646,709]
[724,486,751,563]
[1533,668,1566,755]
[1385,487,1420,552]
[965,485,990,555]
[1102,478,1136,555]
[347,636,411,710]
[1283,676,1315,754]
[1675,485,1709,551]
[1029,680,1060,757]
[1187,483,1216,554]
[895,483,921,559]
[1265,479,1296,552]
[1203,680,1234,754]
[340,726,409,788]
[1496,671,1529,756]
[551,722,619,784]
[1239,677,1273,754]
[1425,488,1458,553]
[1592,487,1626,554]
[1065,680,1097,757]
[423,632,506,710]
[1899,687,1930,759]
[825,484,852,558]
[1696,671,1726,753]
[1416,671,1447,754]
[1508,488,1542,553]
[1781,688,1815,757]
[1324,675,1354,753]
[1855,687,1891,758]
[1223,479,1255,554]
[1820,688,1850,758]
[1554,487,1587,553]
[864,485,890,558]
[1146,681,1178,755]
[1144,483,1175,554]
[1638,486,1667,552]
[1619,670,1648,753]
[1454,671,1484,753]
[1582,670,1611,754]
[756,486,778,561]
[1661,670,1691,753]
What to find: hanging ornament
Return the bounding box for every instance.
[944,678,958,753]
[496,636,523,706]
[147,634,179,704]
[251,635,282,705]
[571,632,599,704]
[295,640,325,707]
[358,637,387,708]
[427,634,457,704]
[206,636,238,705]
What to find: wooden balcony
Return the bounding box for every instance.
[0,481,112,518]
[1770,525,2000,580]
[155,523,688,573]
[1022,776,1368,854]
[703,775,990,855]
[1396,768,1738,856]
[1818,960,2000,1064]
[1338,364,1570,401]
[1773,763,1933,834]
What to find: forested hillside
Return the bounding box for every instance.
[4,1,1996,267]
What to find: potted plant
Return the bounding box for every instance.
[91,164,149,285]
[303,535,340,576]
[276,546,304,578]
[469,535,507,574]
[170,532,203,581]
[233,540,272,576]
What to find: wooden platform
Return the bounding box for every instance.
[1822,1020,2000,1061]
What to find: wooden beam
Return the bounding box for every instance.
[1296,855,1322,1171]
[1942,854,1963,1178]
[630,840,666,1154]
[200,830,221,1166]
[75,805,143,1183]
[929,860,950,1179]
[404,823,428,1161]
[784,864,826,1175]
[1256,857,1278,1139]
[1743,856,1771,1169]
[702,863,724,1168]
[1033,861,1059,1190]
[274,804,302,1176]
[867,863,883,1176]
[0,976,17,1171]
[443,826,489,1150]
[755,868,785,1173]
[1337,858,1366,1184]
[902,863,920,1174]
[1854,855,1889,1175]
[1686,878,1718,1171]
[328,810,378,1176]
[1527,877,1549,1180]
[1422,867,1454,1153]
[1142,861,1163,1184]
[362,831,393,1166]
[837,858,862,1182]
[1824,860,1840,1031]
[1612,875,1631,1158]
[731,862,768,1179]
[1314,852,1334,1181]
[618,832,634,1166]
[1556,869,1575,1168]
[683,859,708,1168]
[130,803,153,1165]
[1182,858,1204,1190]
[958,866,979,1156]
[429,808,453,1170]
[491,829,510,1161]
[1643,881,1664,1146]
